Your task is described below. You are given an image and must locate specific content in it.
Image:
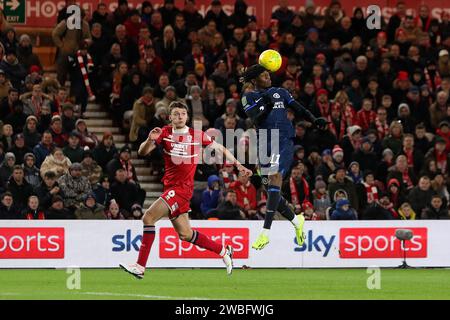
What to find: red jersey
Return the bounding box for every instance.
[156,125,213,190]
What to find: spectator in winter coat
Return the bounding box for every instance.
[10,133,31,165]
[0,152,15,193]
[75,192,106,219]
[58,162,92,209]
[92,175,112,207]
[110,168,141,214]
[129,87,155,143]
[106,145,138,183]
[52,13,91,85]
[363,194,398,220]
[328,167,359,211]
[330,199,357,220]
[21,195,45,220]
[408,176,436,218]
[22,153,41,188]
[422,195,449,219]
[200,175,221,217]
[351,136,378,173]
[40,148,72,179]
[45,195,75,219]
[80,150,102,186]
[386,178,407,210]
[92,132,118,171]
[0,49,27,90]
[312,177,331,220]
[382,121,404,155]
[387,155,418,192]
[22,115,41,149]
[0,191,19,219]
[424,137,450,176]
[32,131,55,168]
[63,131,84,164]
[7,165,33,211]
[34,171,65,210]
[398,202,416,220]
[17,34,42,73]
[213,190,246,220]
[397,134,425,175]
[74,119,99,150]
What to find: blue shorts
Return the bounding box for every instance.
[259,137,294,178]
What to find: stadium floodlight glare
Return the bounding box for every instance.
[395,229,414,269]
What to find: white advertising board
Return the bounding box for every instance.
[0,220,449,268]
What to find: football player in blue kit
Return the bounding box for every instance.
[240,64,328,250]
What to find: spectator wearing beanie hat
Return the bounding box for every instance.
[75,192,106,220]
[302,200,319,220]
[342,125,362,166]
[81,149,103,185]
[92,132,118,171]
[312,176,331,219]
[330,198,357,220]
[49,115,68,148]
[23,115,41,149]
[45,195,75,220]
[328,166,359,211]
[58,162,92,209]
[0,152,15,192]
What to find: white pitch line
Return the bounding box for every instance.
[78,291,211,300]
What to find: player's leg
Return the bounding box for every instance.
[252,171,282,250]
[119,198,169,279]
[171,213,234,275]
[277,196,305,246]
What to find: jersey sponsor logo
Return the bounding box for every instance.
[273,101,284,109]
[160,228,249,258]
[273,93,280,99]
[0,228,65,259]
[241,96,247,106]
[339,227,428,258]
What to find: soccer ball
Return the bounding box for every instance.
[258,49,282,72]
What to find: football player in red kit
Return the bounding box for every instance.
[120,101,252,279]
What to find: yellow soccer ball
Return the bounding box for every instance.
[258,49,282,72]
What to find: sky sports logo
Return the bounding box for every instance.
[294,228,428,259]
[0,228,65,259]
[339,228,428,259]
[159,228,249,259]
[111,228,250,259]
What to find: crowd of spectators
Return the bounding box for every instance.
[1,0,450,221]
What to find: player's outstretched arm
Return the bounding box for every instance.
[138,127,162,156]
[211,141,252,177]
[288,99,328,130]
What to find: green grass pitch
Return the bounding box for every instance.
[1,268,450,300]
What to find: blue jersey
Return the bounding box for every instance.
[241,87,295,139]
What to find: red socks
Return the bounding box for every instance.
[189,230,224,256]
[137,227,225,268]
[137,225,155,267]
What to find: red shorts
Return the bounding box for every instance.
[160,186,193,219]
